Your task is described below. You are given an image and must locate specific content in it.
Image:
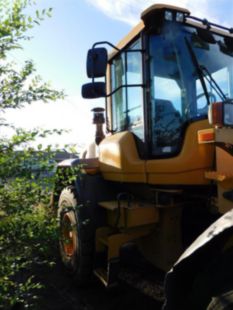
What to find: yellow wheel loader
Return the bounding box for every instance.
[53,4,233,309]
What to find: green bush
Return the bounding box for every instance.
[0,1,66,308]
[0,201,57,309]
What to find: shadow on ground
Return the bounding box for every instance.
[36,259,162,310]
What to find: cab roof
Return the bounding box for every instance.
[141,3,190,20]
[109,3,233,60]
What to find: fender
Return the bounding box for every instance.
[52,158,98,209]
[57,157,98,168]
[58,158,80,167]
[55,157,117,228]
[56,157,100,201]
[163,209,233,310]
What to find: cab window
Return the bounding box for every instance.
[111,39,144,141]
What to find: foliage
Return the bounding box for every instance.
[0,204,57,309]
[0,60,64,112]
[0,1,67,309]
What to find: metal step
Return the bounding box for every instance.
[99,200,156,211]
[94,268,108,286]
[98,200,159,228]
[98,236,109,246]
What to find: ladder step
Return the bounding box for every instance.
[99,200,156,211]
[98,201,118,211]
[98,236,109,246]
[98,201,159,228]
[94,268,108,286]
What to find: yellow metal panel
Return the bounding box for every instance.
[216,147,233,177]
[215,128,233,174]
[148,169,210,185]
[99,131,146,183]
[146,120,214,185]
[213,128,233,214]
[100,172,146,183]
[218,186,233,214]
[107,228,155,260]
[98,200,159,229]
[138,206,183,271]
[95,226,156,261]
[109,206,158,229]
[100,121,214,185]
[96,226,113,253]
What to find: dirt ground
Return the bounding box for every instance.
[35,259,162,310]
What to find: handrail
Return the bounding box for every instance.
[186,15,233,34]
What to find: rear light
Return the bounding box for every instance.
[208,100,233,127]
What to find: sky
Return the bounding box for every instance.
[4,0,233,151]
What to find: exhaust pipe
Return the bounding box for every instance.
[92,107,105,145]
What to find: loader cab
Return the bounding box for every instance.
[82,4,233,160]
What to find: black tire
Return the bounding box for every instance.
[207,290,233,310]
[58,186,94,285]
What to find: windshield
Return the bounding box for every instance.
[149,23,233,156]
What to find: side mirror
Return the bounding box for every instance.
[87,48,108,78]
[82,82,106,99]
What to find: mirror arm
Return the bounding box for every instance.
[92,41,120,51]
[105,83,145,97]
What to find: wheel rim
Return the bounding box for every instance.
[61,212,77,257]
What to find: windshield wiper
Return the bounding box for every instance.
[185,37,211,105]
[199,65,227,101]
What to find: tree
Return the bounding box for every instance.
[0,1,65,308]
